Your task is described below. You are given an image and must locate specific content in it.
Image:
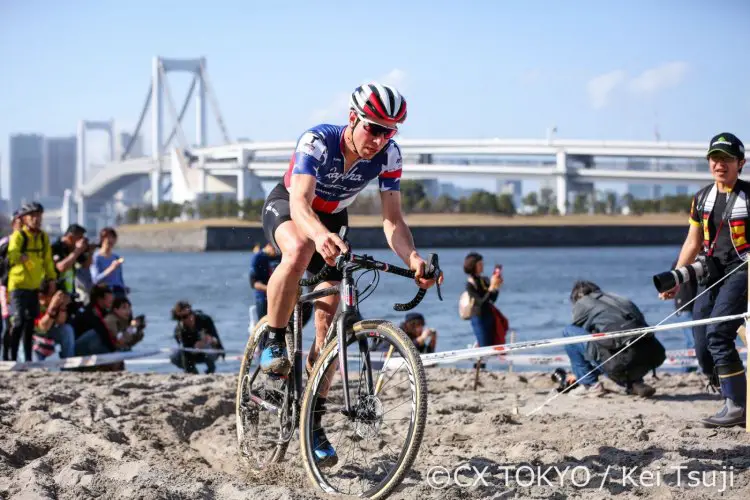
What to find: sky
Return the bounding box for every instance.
[2,0,750,199]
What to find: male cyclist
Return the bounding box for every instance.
[259,82,441,465]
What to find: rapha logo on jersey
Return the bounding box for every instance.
[325,171,364,183]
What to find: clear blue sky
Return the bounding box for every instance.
[2,0,749,198]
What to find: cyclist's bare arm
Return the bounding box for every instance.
[289,174,348,264]
[380,190,418,265]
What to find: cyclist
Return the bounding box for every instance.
[259,82,441,464]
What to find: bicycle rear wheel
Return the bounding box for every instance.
[299,319,427,499]
[235,316,289,469]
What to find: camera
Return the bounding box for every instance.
[134,314,146,329]
[551,368,574,393]
[652,254,719,293]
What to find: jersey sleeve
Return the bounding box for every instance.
[378,142,402,192]
[689,193,701,226]
[290,132,328,177]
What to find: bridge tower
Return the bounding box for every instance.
[75,56,234,227]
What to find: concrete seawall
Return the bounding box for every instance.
[117,224,687,252]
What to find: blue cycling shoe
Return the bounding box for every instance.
[259,342,291,377]
[312,427,338,467]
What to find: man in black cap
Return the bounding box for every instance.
[399,312,438,354]
[659,132,747,427]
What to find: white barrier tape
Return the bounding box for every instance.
[0,350,164,372]
[4,311,742,373]
[0,347,236,372]
[419,312,750,367]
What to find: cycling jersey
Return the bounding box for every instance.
[282,124,402,214]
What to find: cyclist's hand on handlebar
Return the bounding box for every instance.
[314,232,349,266]
[409,253,444,289]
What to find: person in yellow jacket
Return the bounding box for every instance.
[7,202,55,361]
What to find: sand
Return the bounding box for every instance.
[1,368,748,499]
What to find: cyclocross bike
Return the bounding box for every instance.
[235,226,442,498]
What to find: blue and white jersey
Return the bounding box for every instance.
[283,124,402,213]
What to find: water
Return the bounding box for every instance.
[118,246,687,373]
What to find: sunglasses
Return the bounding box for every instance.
[361,120,398,139]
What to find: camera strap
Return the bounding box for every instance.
[707,190,739,257]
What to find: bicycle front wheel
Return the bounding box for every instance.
[299,319,427,499]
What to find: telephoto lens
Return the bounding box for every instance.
[652,259,707,293]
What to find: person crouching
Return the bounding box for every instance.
[170,301,224,374]
[32,279,75,361]
[562,280,665,397]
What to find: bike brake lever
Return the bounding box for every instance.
[427,253,443,301]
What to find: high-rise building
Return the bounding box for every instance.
[43,136,77,198]
[9,134,44,210]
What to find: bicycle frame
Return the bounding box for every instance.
[294,261,369,418]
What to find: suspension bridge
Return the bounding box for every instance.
[66,56,730,231]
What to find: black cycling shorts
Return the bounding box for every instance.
[262,182,347,282]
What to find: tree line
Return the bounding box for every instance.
[120,180,694,224]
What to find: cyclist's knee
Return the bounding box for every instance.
[280,238,314,273]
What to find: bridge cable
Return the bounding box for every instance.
[159,62,191,152]
[198,61,232,144]
[121,86,153,160]
[164,73,198,149]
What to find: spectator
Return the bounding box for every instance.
[104,297,145,351]
[562,280,665,398]
[0,211,22,360]
[460,252,508,347]
[74,250,95,305]
[6,202,55,361]
[399,312,437,353]
[249,241,281,319]
[92,227,128,299]
[170,301,224,374]
[51,224,88,295]
[32,278,75,361]
[73,284,117,357]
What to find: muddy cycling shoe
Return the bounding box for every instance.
[260,342,291,377]
[312,428,338,467]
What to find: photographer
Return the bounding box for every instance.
[170,301,224,374]
[565,280,664,398]
[399,312,438,354]
[104,297,145,351]
[51,224,88,295]
[659,132,747,427]
[32,278,75,361]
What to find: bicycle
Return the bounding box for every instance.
[235,226,443,498]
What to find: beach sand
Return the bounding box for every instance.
[1,368,748,499]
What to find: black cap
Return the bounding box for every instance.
[707,132,745,159]
[404,312,425,324]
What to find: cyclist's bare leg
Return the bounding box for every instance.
[266,220,315,329]
[306,284,340,397]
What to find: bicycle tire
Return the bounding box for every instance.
[235,315,288,468]
[299,319,428,499]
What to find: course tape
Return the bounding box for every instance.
[1,313,746,372]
